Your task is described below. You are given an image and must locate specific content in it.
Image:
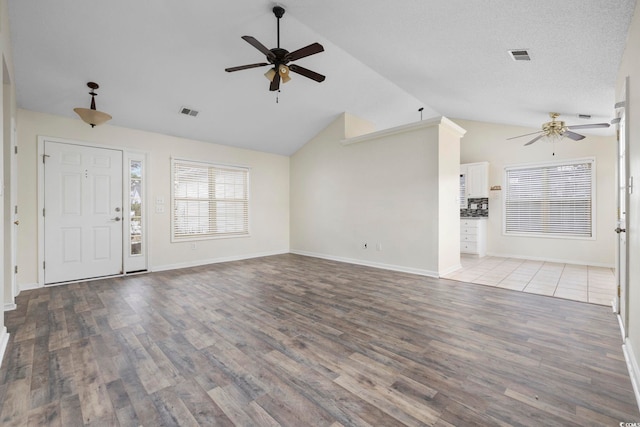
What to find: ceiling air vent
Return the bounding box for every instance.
[508,49,531,61]
[577,113,592,119]
[180,107,199,117]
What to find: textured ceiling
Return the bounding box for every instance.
[8,0,636,155]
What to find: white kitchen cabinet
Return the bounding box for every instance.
[460,162,489,199]
[460,218,487,257]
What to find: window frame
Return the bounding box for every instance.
[171,158,251,242]
[502,157,596,240]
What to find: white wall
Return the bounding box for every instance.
[16,109,290,288]
[616,0,640,406]
[290,113,463,277]
[455,118,616,267]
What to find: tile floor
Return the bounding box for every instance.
[444,255,616,306]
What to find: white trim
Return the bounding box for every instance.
[622,338,640,413]
[151,250,288,272]
[290,250,440,278]
[485,251,614,268]
[4,303,16,311]
[341,115,466,146]
[618,311,626,340]
[19,282,41,292]
[439,263,463,277]
[0,328,9,368]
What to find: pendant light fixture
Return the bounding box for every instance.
[73,82,112,128]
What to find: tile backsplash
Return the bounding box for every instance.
[461,197,489,217]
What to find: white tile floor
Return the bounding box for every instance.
[444,255,616,306]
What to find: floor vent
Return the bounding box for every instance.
[180,107,199,117]
[508,49,531,61]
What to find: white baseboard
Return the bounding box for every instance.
[152,250,289,273]
[4,303,17,311]
[485,252,614,269]
[19,282,41,292]
[0,327,9,369]
[622,338,640,414]
[439,263,463,278]
[290,250,440,278]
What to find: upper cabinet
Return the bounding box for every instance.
[460,162,489,199]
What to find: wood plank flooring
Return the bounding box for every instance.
[1,254,638,426]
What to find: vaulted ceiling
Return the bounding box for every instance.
[8,0,636,155]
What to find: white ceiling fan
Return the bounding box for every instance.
[508,112,610,146]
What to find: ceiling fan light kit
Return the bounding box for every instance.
[73,82,112,128]
[508,112,610,146]
[225,6,325,92]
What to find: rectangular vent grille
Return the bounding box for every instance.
[180,107,199,117]
[577,114,592,119]
[508,49,531,61]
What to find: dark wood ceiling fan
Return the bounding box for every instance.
[225,6,325,92]
[508,112,610,146]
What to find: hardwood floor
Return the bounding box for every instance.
[1,254,638,426]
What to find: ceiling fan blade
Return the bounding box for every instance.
[241,36,276,61]
[225,63,269,72]
[507,130,544,140]
[524,134,545,146]
[289,64,326,82]
[269,72,281,91]
[566,123,611,130]
[287,42,324,62]
[563,130,586,141]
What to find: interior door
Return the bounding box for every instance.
[615,87,629,335]
[44,141,123,284]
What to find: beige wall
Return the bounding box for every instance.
[616,0,640,402]
[455,118,617,267]
[16,109,290,288]
[290,113,463,277]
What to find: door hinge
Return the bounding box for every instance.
[618,285,621,297]
[14,146,17,155]
[14,205,18,215]
[14,265,17,274]
[43,261,46,270]
[43,208,45,217]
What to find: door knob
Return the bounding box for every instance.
[111,217,121,222]
[615,227,626,233]
[13,220,19,226]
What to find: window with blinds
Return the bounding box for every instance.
[504,159,594,238]
[172,159,249,240]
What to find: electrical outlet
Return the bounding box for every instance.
[376,243,382,251]
[191,242,197,250]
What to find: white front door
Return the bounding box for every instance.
[44,141,123,284]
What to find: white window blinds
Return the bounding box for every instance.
[504,160,594,238]
[172,159,249,239]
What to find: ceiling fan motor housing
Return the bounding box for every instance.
[543,119,566,136]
